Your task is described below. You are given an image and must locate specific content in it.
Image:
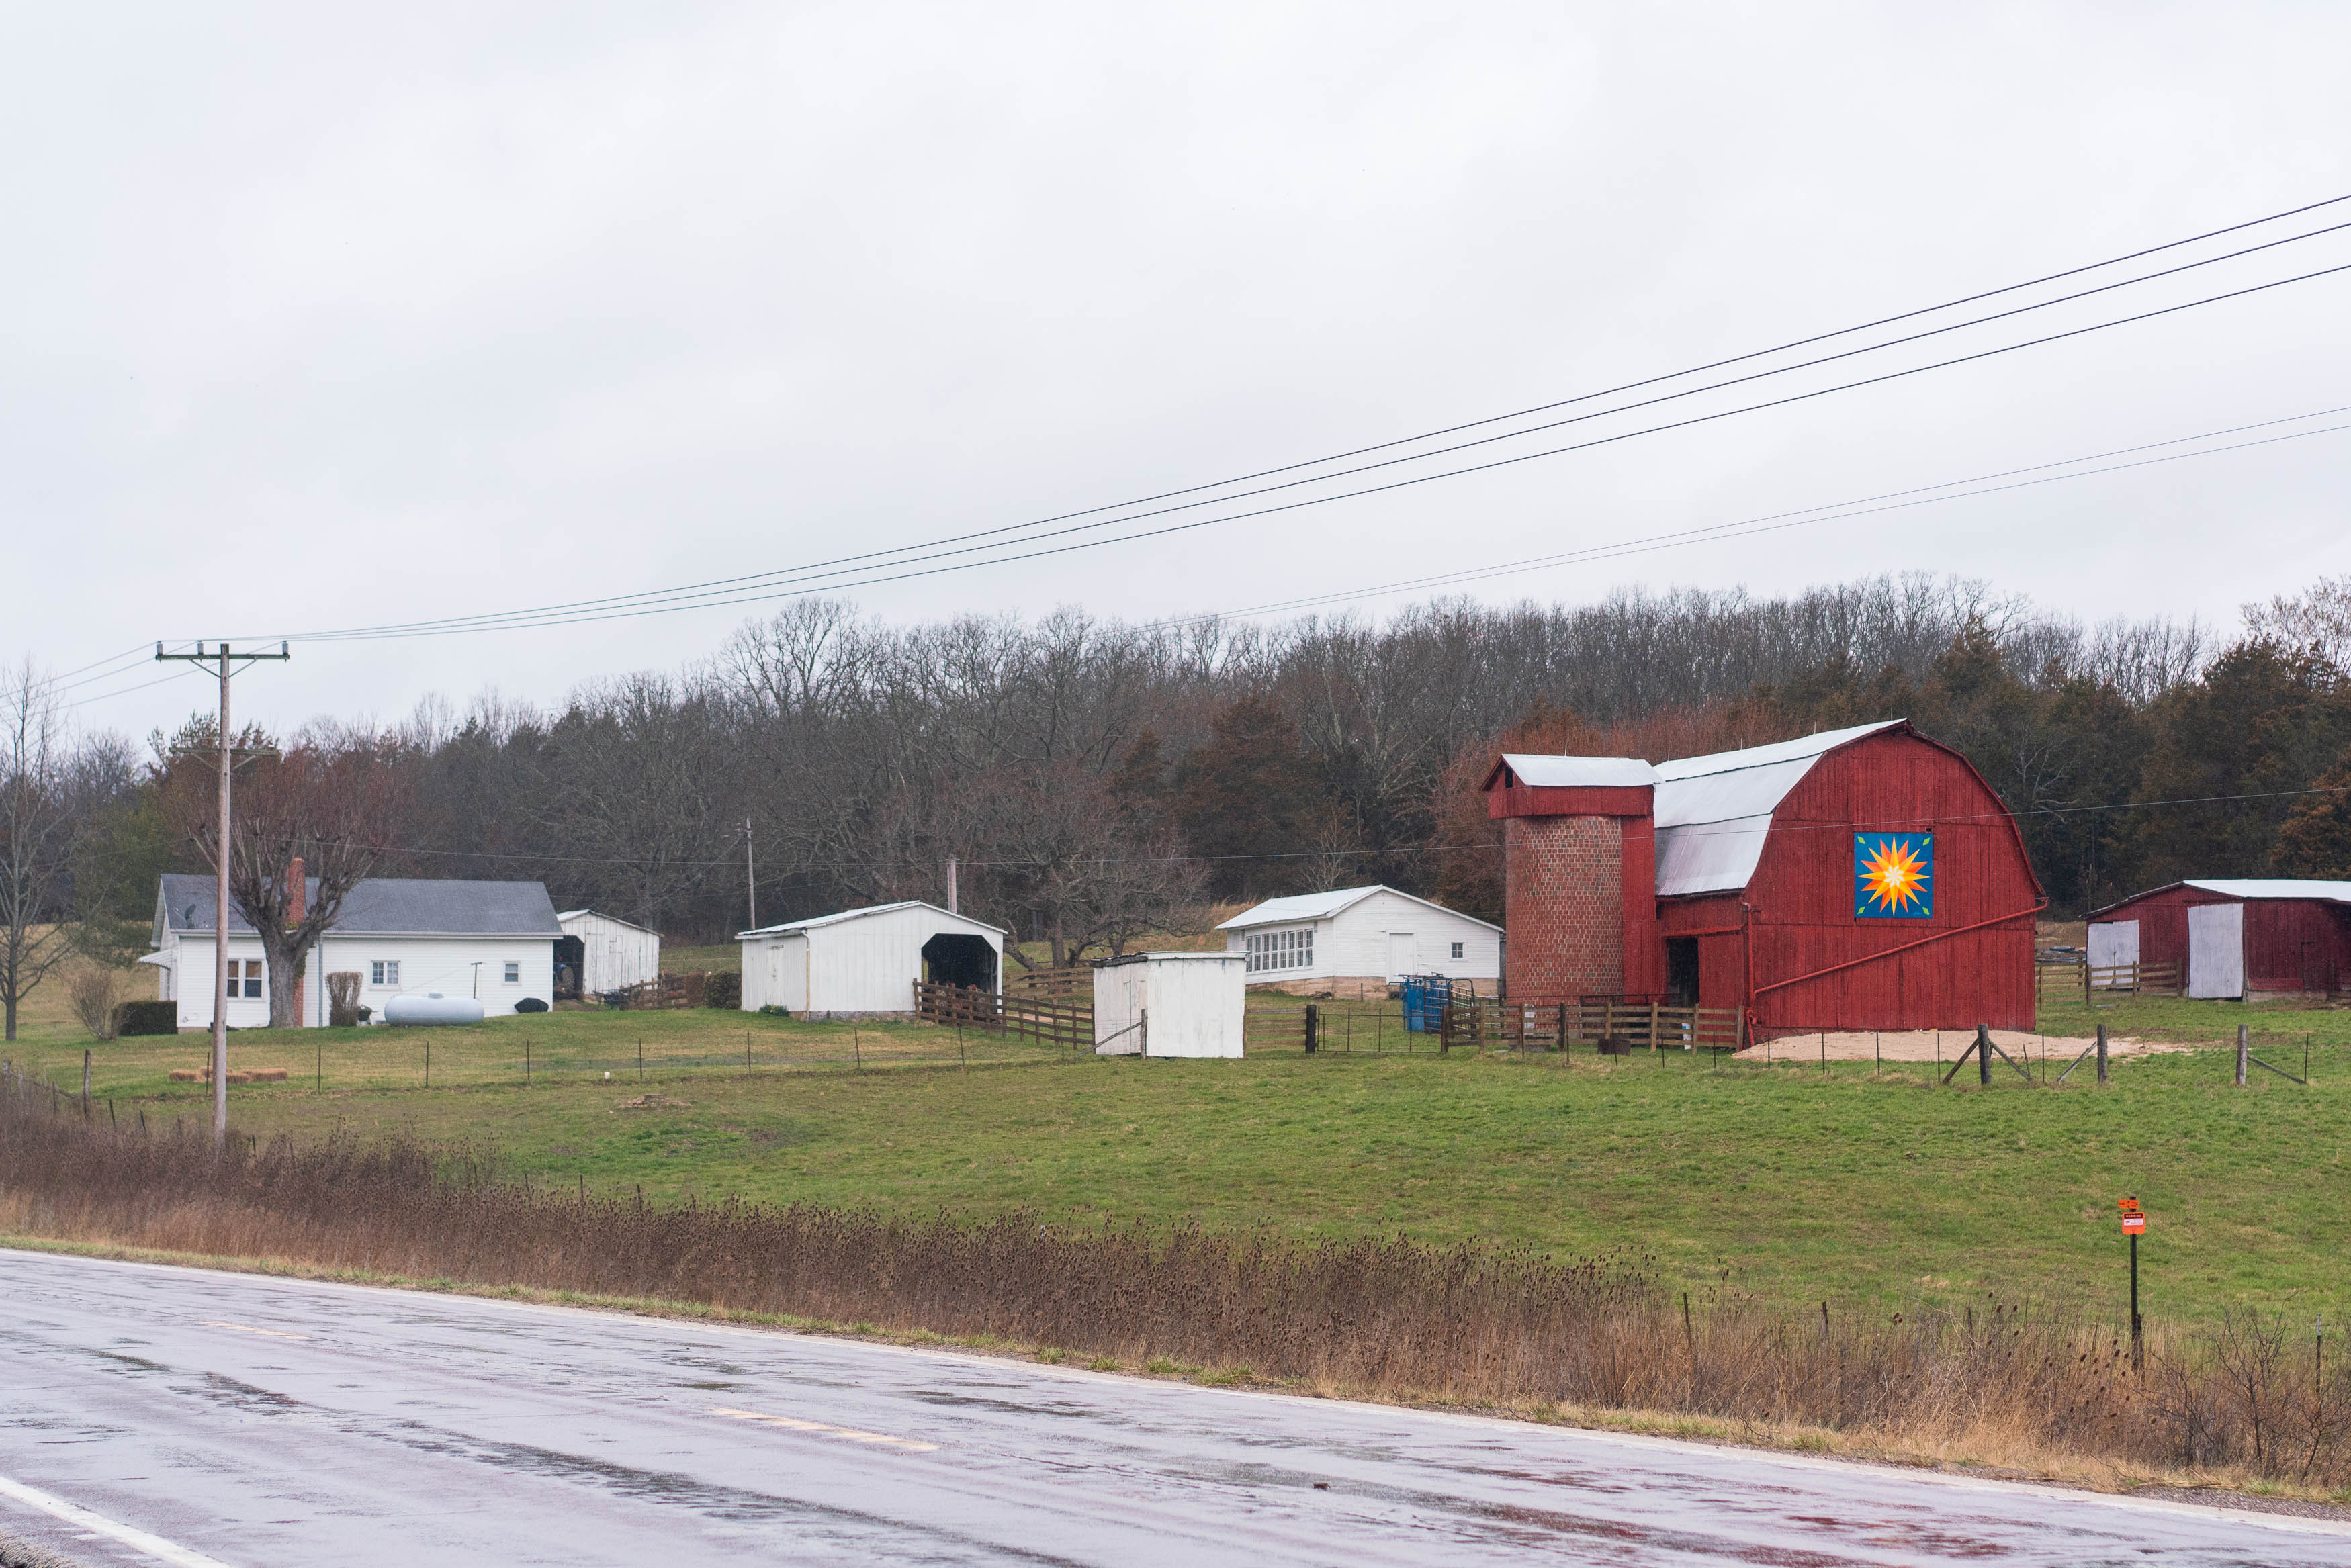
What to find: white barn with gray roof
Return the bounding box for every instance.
[145,875,562,1028]
[1215,885,1501,995]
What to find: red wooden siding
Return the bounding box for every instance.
[1741,731,2040,1033]
[2091,884,2351,993]
[1498,723,2041,1032]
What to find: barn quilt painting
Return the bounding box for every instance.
[1854,832,1933,918]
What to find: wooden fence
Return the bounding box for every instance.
[1006,966,1092,1000]
[913,982,1094,1050]
[2036,960,2184,1001]
[1440,997,1744,1054]
[607,972,707,1009]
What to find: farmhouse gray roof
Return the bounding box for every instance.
[159,874,562,937]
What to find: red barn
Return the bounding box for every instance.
[2085,880,2351,999]
[1486,719,2042,1038]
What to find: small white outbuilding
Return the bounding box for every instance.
[1216,885,1501,994]
[555,909,661,997]
[1092,952,1247,1058]
[738,901,1004,1015]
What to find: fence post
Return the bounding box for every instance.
[1305,1003,1319,1054]
[1976,1025,1991,1087]
[83,1048,91,1107]
[1648,999,1660,1053]
[2096,1022,2109,1085]
[2236,1024,2248,1087]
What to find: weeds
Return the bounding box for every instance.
[0,1082,2344,1491]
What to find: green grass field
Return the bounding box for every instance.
[11,972,2351,1324]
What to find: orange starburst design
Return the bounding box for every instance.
[1859,837,1927,916]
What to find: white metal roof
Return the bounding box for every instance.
[1097,950,1250,964]
[1635,720,1902,898]
[1495,755,1659,788]
[737,900,1008,939]
[556,908,657,933]
[2182,879,2351,903]
[1216,884,1503,933]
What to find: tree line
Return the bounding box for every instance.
[6,571,2350,1034]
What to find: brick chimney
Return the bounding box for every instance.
[286,857,306,1027]
[1484,755,1666,1001]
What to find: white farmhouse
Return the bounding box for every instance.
[738,901,1004,1015]
[555,909,662,997]
[1216,884,1502,995]
[144,874,562,1028]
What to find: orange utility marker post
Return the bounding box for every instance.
[2121,1197,2147,1372]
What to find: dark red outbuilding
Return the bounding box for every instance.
[1487,719,2043,1038]
[2085,880,2351,999]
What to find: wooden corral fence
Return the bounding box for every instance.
[914,982,1094,1050]
[1005,966,1092,1001]
[1246,1009,1312,1053]
[607,972,706,1009]
[1440,997,1744,1054]
[2036,960,2184,1002]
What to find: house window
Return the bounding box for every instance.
[371,960,400,987]
[1245,927,1313,974]
[503,961,521,984]
[1451,941,1464,960]
[228,959,263,999]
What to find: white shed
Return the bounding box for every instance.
[1216,885,1501,995]
[556,909,662,996]
[738,901,1004,1015]
[1092,952,1247,1058]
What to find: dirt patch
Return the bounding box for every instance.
[1733,1029,2190,1065]
[615,1095,692,1111]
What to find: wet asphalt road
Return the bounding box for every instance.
[3,1249,2347,1567]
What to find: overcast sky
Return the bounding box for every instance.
[9,2,2351,740]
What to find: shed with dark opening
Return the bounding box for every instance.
[1486,719,2041,1037]
[736,901,1005,1015]
[2085,880,2351,1000]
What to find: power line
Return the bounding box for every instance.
[56,665,209,714]
[281,255,2351,642]
[66,402,2349,718]
[1194,409,2351,623]
[249,203,2351,645]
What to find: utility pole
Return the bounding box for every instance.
[946,855,959,915]
[154,641,288,1149]
[744,818,757,931]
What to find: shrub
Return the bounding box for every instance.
[326,971,365,1028]
[758,1003,791,1017]
[704,972,741,1009]
[70,968,126,1041]
[6,1103,2348,1491]
[114,1000,179,1036]
[515,997,549,1014]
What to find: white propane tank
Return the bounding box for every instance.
[383,993,486,1027]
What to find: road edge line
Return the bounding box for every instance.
[0,1477,236,1568]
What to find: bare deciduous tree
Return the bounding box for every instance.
[160,727,410,1029]
[0,661,75,1041]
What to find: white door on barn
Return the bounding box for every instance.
[2187,903,2244,999]
[1388,932,1416,977]
[2086,920,2139,980]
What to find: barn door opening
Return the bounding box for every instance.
[1666,938,1699,1006]
[553,935,585,1001]
[922,933,996,991]
[2187,903,2244,999]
